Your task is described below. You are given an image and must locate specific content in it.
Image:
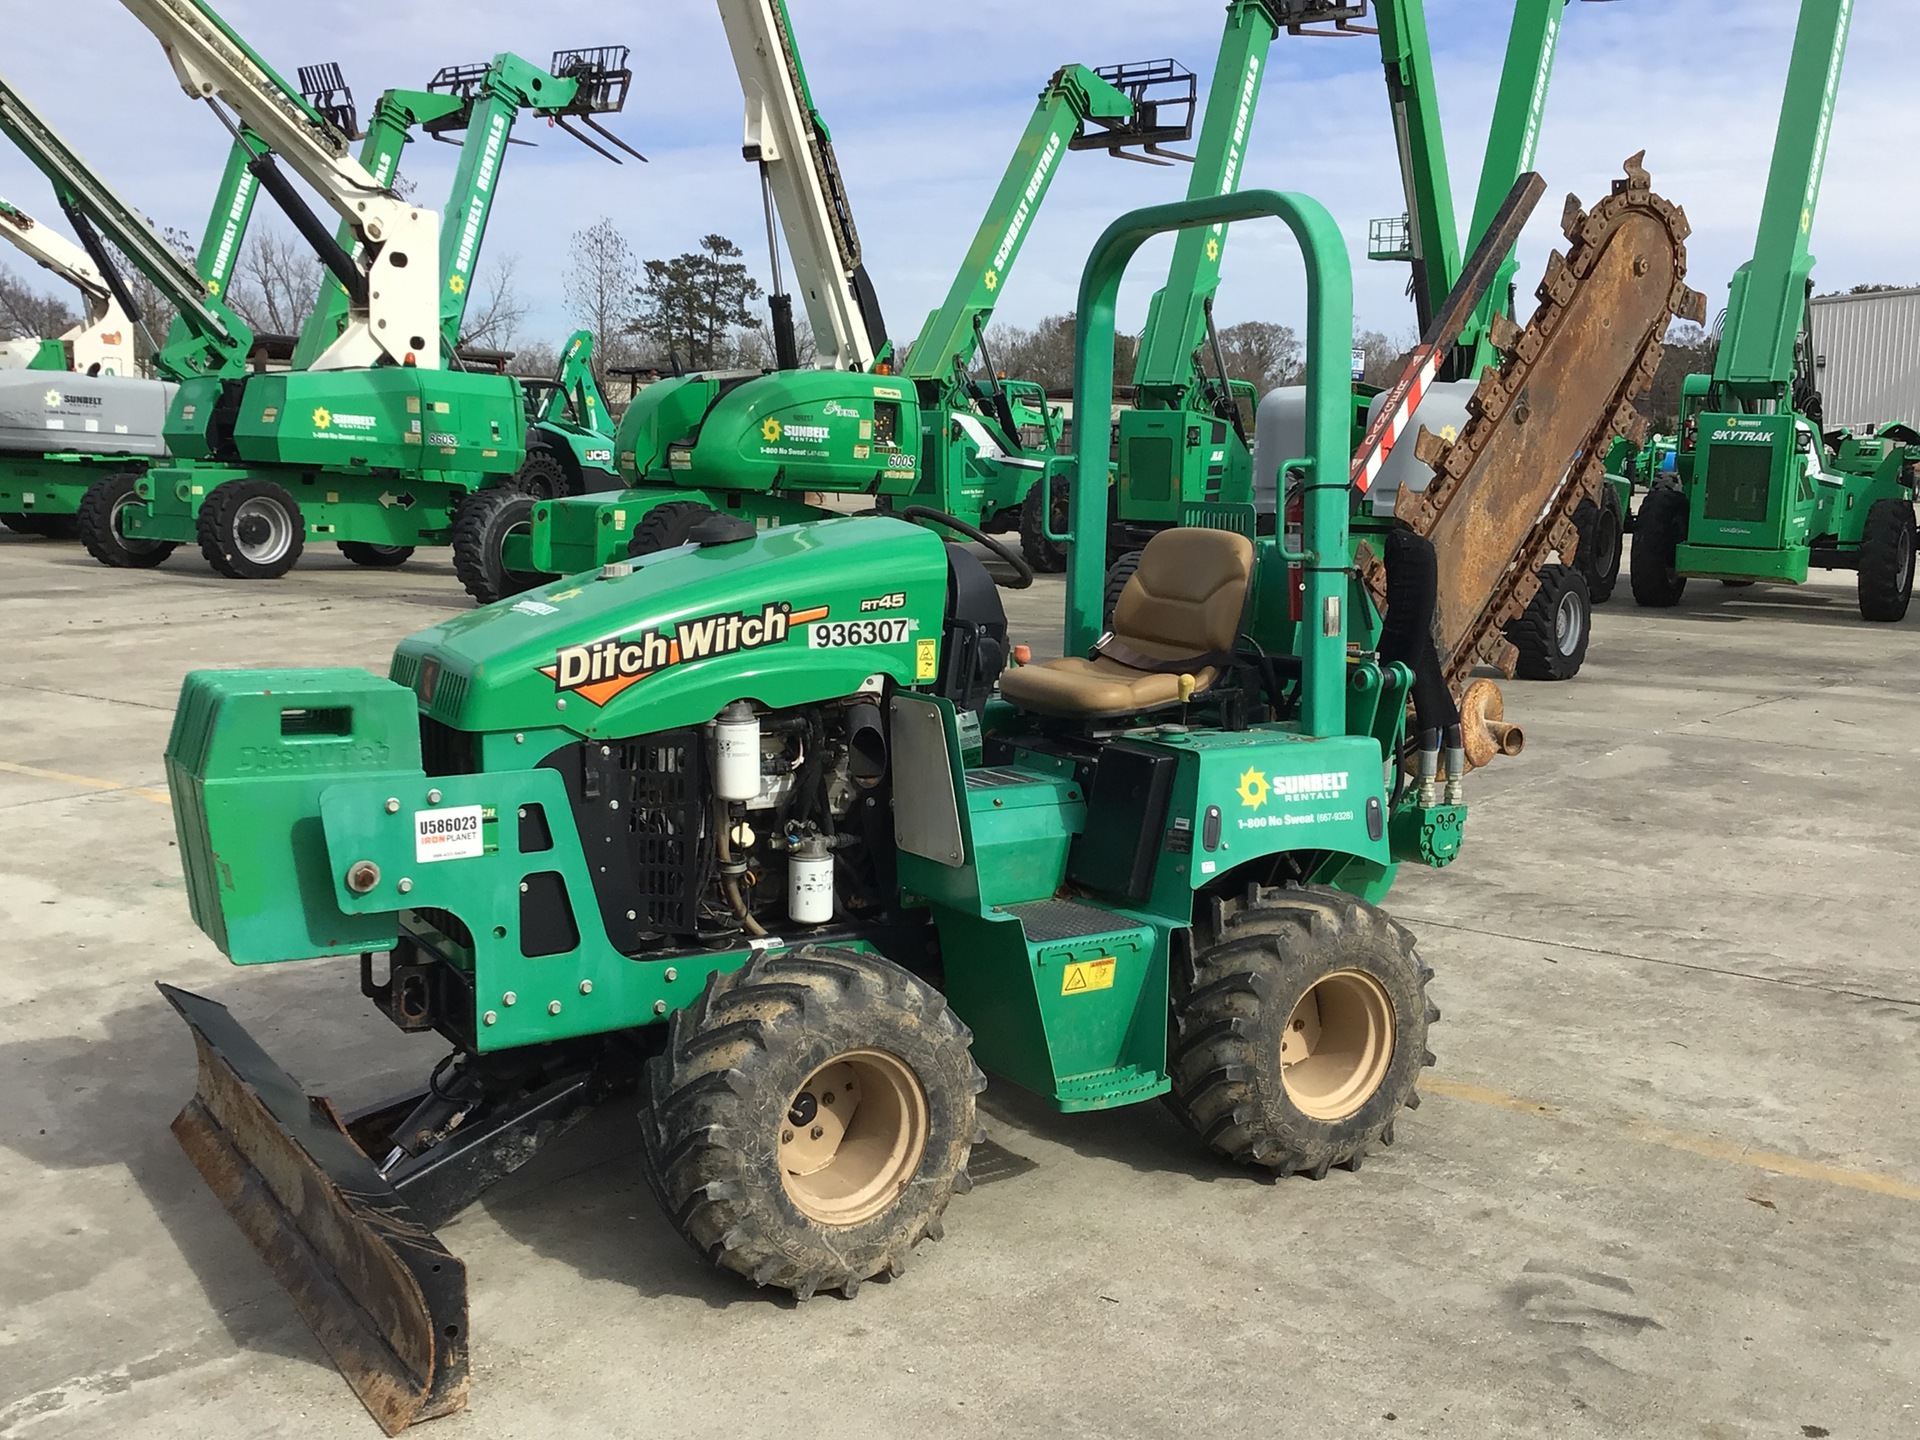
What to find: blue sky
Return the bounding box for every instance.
[5,2,1917,358]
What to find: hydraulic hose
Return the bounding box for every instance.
[1377,528,1458,737]
[897,504,1033,588]
[1378,528,1464,803]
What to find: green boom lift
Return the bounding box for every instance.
[1629,0,1915,622]
[161,185,1489,1434]
[456,0,1191,605]
[93,0,639,580]
[0,72,262,558]
[0,79,274,547]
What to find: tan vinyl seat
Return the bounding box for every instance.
[1000,527,1254,718]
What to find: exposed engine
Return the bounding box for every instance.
[539,693,896,952]
[520,542,1006,953]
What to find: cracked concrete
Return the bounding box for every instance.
[1,533,1916,1439]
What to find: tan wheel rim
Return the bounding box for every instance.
[779,1049,928,1225]
[1280,970,1396,1121]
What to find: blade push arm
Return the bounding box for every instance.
[902,65,1134,386]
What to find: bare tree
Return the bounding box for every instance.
[1216,320,1302,396]
[0,264,77,340]
[112,225,197,375]
[981,313,1136,392]
[458,254,528,352]
[224,230,323,337]
[512,338,560,380]
[1354,327,1416,387]
[564,217,640,382]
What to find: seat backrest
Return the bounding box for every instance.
[1111,527,1255,660]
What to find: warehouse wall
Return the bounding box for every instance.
[1810,287,1920,429]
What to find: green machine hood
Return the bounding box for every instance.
[395,516,952,739]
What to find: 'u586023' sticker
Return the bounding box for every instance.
[416,806,484,863]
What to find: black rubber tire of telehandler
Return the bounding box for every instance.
[510,445,575,501]
[1166,884,1434,1178]
[1629,485,1688,608]
[338,541,415,568]
[1,511,79,539]
[1504,563,1591,681]
[76,472,175,569]
[1574,487,1624,604]
[451,487,548,605]
[1102,550,1142,630]
[196,479,305,579]
[1018,472,1071,574]
[642,945,983,1300]
[626,500,718,557]
[1856,498,1916,623]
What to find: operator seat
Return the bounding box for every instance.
[999,527,1254,718]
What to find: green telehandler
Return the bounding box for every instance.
[452,0,1194,604]
[88,0,640,580]
[1629,0,1917,622]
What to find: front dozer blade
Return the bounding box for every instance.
[159,984,468,1434]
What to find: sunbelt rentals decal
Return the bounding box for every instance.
[983,130,1061,294]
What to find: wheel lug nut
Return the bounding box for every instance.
[781,1129,794,1144]
[810,1125,823,1140]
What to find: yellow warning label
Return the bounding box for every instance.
[915,638,938,681]
[1061,957,1117,995]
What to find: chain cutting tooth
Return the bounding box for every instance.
[1488,311,1523,356]
[1561,193,1589,242]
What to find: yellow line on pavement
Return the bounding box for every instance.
[1422,1075,1920,1202]
[0,759,169,804]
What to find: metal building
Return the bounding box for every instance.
[1810,286,1920,429]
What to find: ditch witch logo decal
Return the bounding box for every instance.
[540,601,831,706]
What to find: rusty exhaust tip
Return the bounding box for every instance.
[1458,679,1521,771]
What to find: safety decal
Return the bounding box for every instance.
[1061,958,1116,995]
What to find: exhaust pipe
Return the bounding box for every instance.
[1458,678,1523,771]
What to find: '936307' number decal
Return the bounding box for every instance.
[809,618,912,648]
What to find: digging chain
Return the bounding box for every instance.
[1362,153,1707,690]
